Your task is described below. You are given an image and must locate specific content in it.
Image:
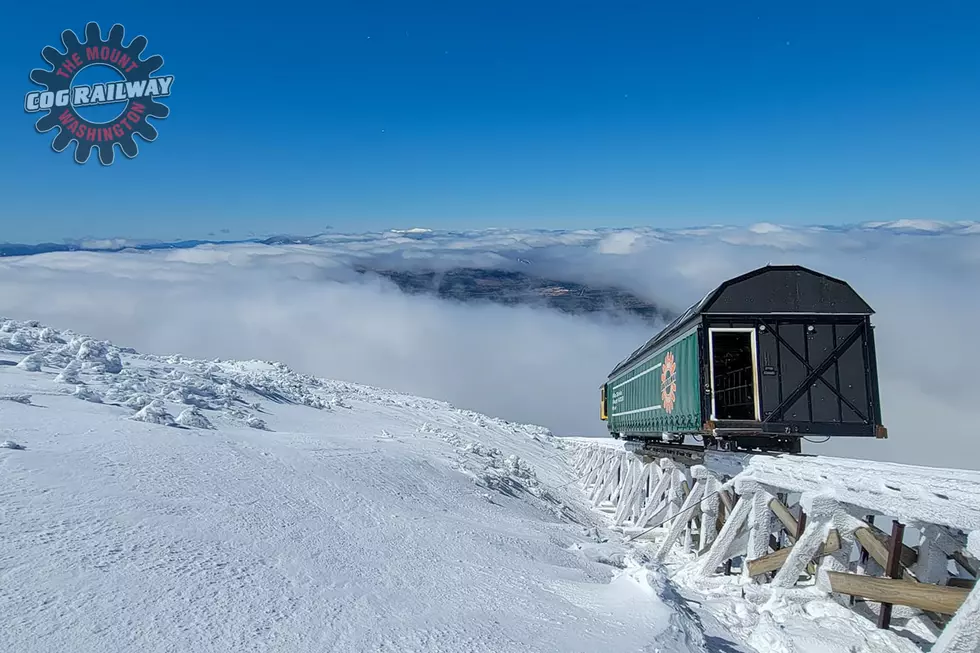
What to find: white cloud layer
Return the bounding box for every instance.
[1,220,978,470]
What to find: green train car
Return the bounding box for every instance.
[599,265,887,454]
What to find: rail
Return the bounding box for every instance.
[569,441,980,653]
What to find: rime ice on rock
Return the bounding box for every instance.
[16,353,44,371]
[129,400,177,426]
[123,393,155,410]
[0,440,26,450]
[73,338,123,374]
[72,385,103,403]
[38,327,63,343]
[54,360,82,384]
[175,407,214,429]
[245,415,268,430]
[8,330,37,352]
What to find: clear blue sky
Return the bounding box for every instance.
[3,0,978,242]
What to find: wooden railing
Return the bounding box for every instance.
[570,442,980,652]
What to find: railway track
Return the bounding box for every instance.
[618,437,815,477]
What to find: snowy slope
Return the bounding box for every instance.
[0,318,720,653]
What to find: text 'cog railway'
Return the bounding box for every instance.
[25,22,173,165]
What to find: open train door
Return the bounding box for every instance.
[707,327,761,422]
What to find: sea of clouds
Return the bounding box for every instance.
[1,219,978,469]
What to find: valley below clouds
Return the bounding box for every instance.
[1,219,977,469]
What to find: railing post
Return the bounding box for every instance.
[877,520,906,630]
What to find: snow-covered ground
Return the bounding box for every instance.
[0,317,726,653]
[0,317,949,653]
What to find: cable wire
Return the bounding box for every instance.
[626,489,722,543]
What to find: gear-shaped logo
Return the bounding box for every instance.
[24,22,173,165]
[661,351,677,414]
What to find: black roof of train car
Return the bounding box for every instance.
[608,264,875,378]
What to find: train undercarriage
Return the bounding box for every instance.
[612,431,802,466]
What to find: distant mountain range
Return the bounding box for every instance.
[0,237,667,325]
[359,267,668,324]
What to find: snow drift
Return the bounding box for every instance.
[0,317,716,653]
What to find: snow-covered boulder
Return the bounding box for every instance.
[130,400,176,426]
[73,338,123,374]
[175,407,214,429]
[72,385,103,403]
[54,360,82,384]
[16,353,43,372]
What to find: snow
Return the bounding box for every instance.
[0,317,721,653]
[730,452,980,531]
[1,317,971,653]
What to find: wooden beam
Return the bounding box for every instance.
[853,527,918,580]
[854,523,917,570]
[947,577,977,590]
[768,497,800,540]
[826,572,970,615]
[719,489,734,515]
[850,522,954,628]
[747,529,841,577]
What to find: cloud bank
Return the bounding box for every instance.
[1,220,977,470]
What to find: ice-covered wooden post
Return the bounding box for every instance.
[744,486,775,579]
[634,460,673,529]
[581,447,609,491]
[697,470,721,553]
[656,464,708,561]
[590,451,622,506]
[616,459,655,526]
[696,490,752,577]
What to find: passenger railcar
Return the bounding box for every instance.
[600,265,887,453]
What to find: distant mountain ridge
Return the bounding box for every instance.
[0,235,667,325]
[2,220,977,258]
[5,221,976,324]
[358,267,668,324]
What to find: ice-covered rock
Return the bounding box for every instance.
[72,385,103,403]
[38,327,63,343]
[74,338,123,374]
[54,360,82,384]
[245,415,268,430]
[122,393,155,410]
[16,353,43,372]
[130,400,176,426]
[175,406,214,429]
[8,329,37,352]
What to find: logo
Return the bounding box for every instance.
[24,22,172,165]
[661,351,677,414]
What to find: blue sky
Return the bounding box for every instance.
[3,0,979,243]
